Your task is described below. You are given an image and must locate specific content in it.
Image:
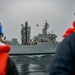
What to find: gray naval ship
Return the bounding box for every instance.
[5,20,59,55]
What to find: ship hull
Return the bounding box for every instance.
[9,42,58,54]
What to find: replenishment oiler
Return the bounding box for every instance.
[4,20,59,55]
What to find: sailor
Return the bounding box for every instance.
[63,21,75,37]
[49,21,75,75]
[0,23,19,75]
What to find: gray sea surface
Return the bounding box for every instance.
[10,54,54,75]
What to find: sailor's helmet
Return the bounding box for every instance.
[0,22,4,36]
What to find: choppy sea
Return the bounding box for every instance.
[10,54,54,75]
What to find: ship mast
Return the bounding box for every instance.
[42,20,49,35]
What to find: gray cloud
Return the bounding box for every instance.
[0,0,75,43]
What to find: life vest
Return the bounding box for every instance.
[0,53,9,75]
[63,28,75,37]
[0,42,10,75]
[63,21,75,37]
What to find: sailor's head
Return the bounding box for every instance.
[73,21,75,28]
[0,22,4,37]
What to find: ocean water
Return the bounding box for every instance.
[10,54,54,75]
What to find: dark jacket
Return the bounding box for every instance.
[6,57,19,75]
[49,33,75,75]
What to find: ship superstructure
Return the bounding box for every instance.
[32,20,57,44]
[20,20,57,45]
[21,21,31,45]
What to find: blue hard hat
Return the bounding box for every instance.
[0,22,4,36]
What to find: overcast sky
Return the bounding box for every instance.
[0,0,75,43]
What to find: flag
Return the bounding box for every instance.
[36,24,39,26]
